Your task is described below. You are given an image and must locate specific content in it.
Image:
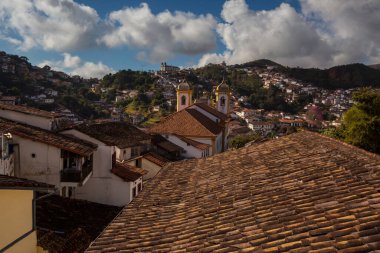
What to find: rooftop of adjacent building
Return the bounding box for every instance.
[68,121,151,149]
[0,117,97,156]
[149,106,223,137]
[36,194,122,253]
[0,103,63,119]
[0,175,55,191]
[87,131,380,252]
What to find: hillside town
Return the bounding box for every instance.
[1,53,380,252]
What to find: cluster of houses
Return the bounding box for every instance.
[0,79,233,252]
[253,67,356,119]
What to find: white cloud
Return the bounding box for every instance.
[300,0,380,65]
[100,3,217,62]
[199,0,333,67]
[199,0,380,68]
[39,53,115,78]
[0,0,104,51]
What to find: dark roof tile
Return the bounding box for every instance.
[0,175,54,190]
[0,103,63,118]
[72,122,151,148]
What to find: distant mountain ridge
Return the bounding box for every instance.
[234,59,380,89]
[369,64,380,71]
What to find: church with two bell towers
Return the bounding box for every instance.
[149,80,231,159]
[176,80,231,115]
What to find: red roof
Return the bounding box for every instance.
[0,118,97,156]
[111,162,147,182]
[142,152,170,167]
[149,108,222,137]
[0,175,55,190]
[192,102,228,121]
[174,134,210,150]
[0,104,63,118]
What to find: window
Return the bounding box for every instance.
[132,187,137,198]
[138,183,142,192]
[135,159,142,168]
[61,186,67,197]
[220,96,226,106]
[181,95,186,105]
[68,187,75,198]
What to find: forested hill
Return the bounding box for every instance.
[281,63,380,89]
[233,60,380,89]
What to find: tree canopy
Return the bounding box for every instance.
[342,89,380,153]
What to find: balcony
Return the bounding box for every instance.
[60,161,93,185]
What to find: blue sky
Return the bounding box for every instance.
[0,0,378,78]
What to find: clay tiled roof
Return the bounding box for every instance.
[193,102,229,121]
[73,122,151,148]
[0,175,54,190]
[142,152,170,167]
[111,162,147,182]
[174,134,210,150]
[0,118,97,156]
[37,195,121,253]
[87,131,380,252]
[149,108,222,137]
[0,103,63,118]
[152,135,184,153]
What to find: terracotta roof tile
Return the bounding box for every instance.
[72,122,151,148]
[0,118,97,156]
[87,131,380,252]
[37,194,121,253]
[173,134,210,150]
[0,103,63,118]
[111,162,147,182]
[142,152,170,167]
[149,108,222,137]
[0,175,54,190]
[192,102,229,121]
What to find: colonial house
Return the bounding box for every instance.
[248,121,275,133]
[60,122,150,206]
[0,104,64,131]
[0,117,97,200]
[279,118,305,127]
[0,175,54,253]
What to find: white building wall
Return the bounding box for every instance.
[116,147,131,161]
[190,105,219,122]
[126,158,161,180]
[60,129,137,206]
[166,135,204,158]
[14,136,62,186]
[75,174,133,206]
[0,110,55,130]
[61,129,113,178]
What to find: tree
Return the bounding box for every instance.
[342,89,380,153]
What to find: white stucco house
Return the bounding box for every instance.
[60,122,150,206]
[0,117,97,200]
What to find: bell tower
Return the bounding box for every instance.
[215,80,230,115]
[176,81,192,112]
